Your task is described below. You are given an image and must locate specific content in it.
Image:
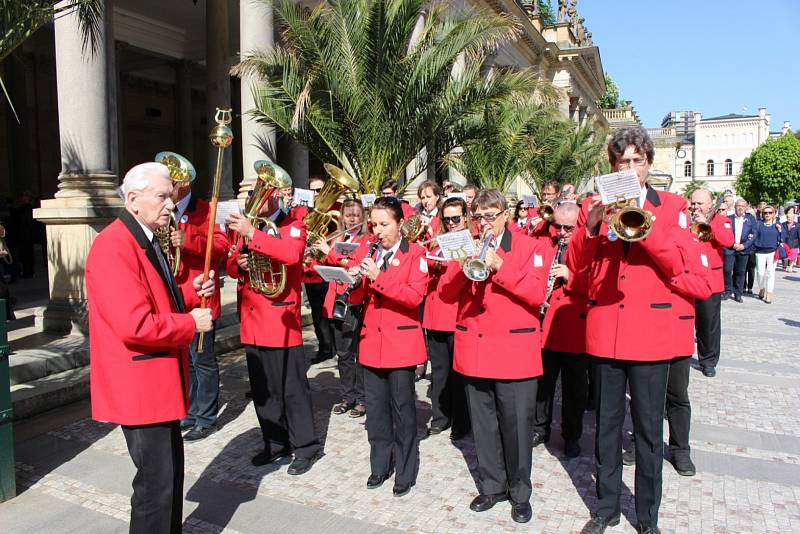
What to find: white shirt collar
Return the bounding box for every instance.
[136,218,155,243]
[377,239,402,264]
[638,185,648,209]
[175,192,191,220]
[493,229,506,250]
[422,206,438,217]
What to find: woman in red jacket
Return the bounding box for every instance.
[345,196,429,497]
[423,197,470,439]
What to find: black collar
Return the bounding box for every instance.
[399,237,409,254]
[645,185,661,207]
[186,193,198,213]
[119,209,151,249]
[499,229,512,252]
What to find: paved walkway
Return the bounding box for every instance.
[3,272,800,533]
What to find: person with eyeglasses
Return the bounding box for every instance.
[379,178,416,219]
[343,196,429,497]
[439,188,549,524]
[567,126,701,534]
[311,198,370,418]
[533,201,590,459]
[752,204,785,303]
[421,197,471,441]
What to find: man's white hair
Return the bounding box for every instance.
[120,162,171,200]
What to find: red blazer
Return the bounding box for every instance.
[541,239,590,354]
[350,238,429,368]
[400,201,416,220]
[700,215,735,294]
[440,230,548,379]
[227,211,306,348]
[566,188,700,362]
[321,231,372,318]
[175,195,227,319]
[87,210,197,426]
[422,250,459,332]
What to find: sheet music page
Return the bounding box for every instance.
[293,188,316,209]
[522,194,538,208]
[313,265,357,284]
[215,200,243,227]
[333,242,359,255]
[360,194,376,208]
[595,169,641,204]
[436,230,475,261]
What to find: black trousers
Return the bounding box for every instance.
[245,344,321,458]
[746,253,756,291]
[121,421,183,534]
[305,282,336,357]
[695,292,722,369]
[334,306,364,405]
[666,356,691,455]
[723,254,749,297]
[363,365,418,485]
[426,329,470,434]
[185,324,219,427]
[533,350,588,441]
[593,358,669,526]
[465,376,537,504]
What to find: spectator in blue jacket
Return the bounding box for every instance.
[752,205,785,303]
[724,199,757,302]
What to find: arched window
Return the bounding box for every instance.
[707,160,715,177]
[725,159,733,175]
[684,161,692,177]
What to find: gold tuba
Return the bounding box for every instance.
[304,163,359,260]
[239,160,293,298]
[607,198,653,242]
[154,151,196,275]
[401,212,428,242]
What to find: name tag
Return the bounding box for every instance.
[700,253,709,267]
[533,253,543,267]
[419,257,428,274]
[724,222,731,229]
[678,212,688,229]
[290,226,302,238]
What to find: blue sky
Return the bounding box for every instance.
[576,0,799,131]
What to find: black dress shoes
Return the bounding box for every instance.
[183,425,217,442]
[622,442,636,466]
[287,453,321,475]
[531,431,550,447]
[702,366,716,378]
[637,524,661,534]
[469,492,508,512]
[251,449,291,467]
[367,473,390,489]
[510,501,532,523]
[179,419,195,431]
[392,481,414,497]
[428,424,449,436]
[734,295,744,303]
[672,454,696,476]
[580,515,620,534]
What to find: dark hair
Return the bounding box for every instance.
[472,188,507,213]
[462,184,478,194]
[513,199,528,221]
[542,180,559,193]
[308,175,327,185]
[341,198,365,213]
[379,179,399,193]
[440,197,468,234]
[416,180,442,200]
[607,126,655,166]
[371,196,403,223]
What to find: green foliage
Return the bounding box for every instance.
[235,0,547,193]
[795,128,800,141]
[597,72,620,109]
[735,134,800,204]
[538,0,556,25]
[680,179,709,199]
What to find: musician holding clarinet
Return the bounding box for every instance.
[343,196,429,497]
[439,189,549,524]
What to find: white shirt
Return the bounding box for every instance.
[734,215,745,243]
[517,218,527,228]
[422,206,439,218]
[376,240,402,267]
[175,192,192,221]
[492,229,505,250]
[637,185,648,209]
[136,218,155,243]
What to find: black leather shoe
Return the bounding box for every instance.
[428,425,449,436]
[469,492,508,512]
[580,515,620,534]
[183,425,217,442]
[251,449,291,467]
[180,419,195,431]
[564,439,581,458]
[734,295,744,303]
[672,454,696,476]
[531,431,550,447]
[510,501,532,523]
[637,524,661,534]
[622,443,636,466]
[367,473,390,489]
[702,366,716,378]
[287,454,321,475]
[332,401,355,415]
[721,293,730,300]
[392,481,414,497]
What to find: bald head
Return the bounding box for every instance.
[689,188,713,219]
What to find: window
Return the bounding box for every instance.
[725,159,733,175]
[684,161,692,177]
[707,160,715,177]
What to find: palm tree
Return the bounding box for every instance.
[234,0,544,193]
[681,178,709,199]
[1,0,102,120]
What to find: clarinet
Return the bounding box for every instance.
[332,241,381,322]
[540,238,567,318]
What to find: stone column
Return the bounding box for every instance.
[33,0,121,335]
[285,140,309,189]
[206,0,233,199]
[175,59,194,160]
[238,0,276,204]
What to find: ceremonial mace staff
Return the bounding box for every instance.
[198,108,234,352]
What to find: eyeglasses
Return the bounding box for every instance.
[762,211,774,215]
[442,215,462,225]
[309,188,323,193]
[617,157,649,168]
[553,223,575,231]
[472,212,502,222]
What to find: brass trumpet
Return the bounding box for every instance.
[691,219,713,242]
[304,163,359,260]
[154,151,196,275]
[539,202,555,223]
[463,231,494,282]
[606,198,653,242]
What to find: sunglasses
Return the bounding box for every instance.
[309,188,323,193]
[442,215,463,225]
[553,223,575,231]
[763,211,774,215]
[472,212,501,222]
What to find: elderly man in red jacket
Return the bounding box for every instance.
[86,162,215,534]
[567,127,699,534]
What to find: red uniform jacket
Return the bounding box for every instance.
[321,231,372,318]
[566,187,700,362]
[422,249,459,332]
[541,239,590,354]
[87,210,197,426]
[175,195,227,318]
[227,211,306,348]
[349,238,429,369]
[701,215,735,294]
[440,230,548,379]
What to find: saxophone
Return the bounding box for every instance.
[540,238,567,317]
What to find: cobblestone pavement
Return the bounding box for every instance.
[3,273,800,533]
